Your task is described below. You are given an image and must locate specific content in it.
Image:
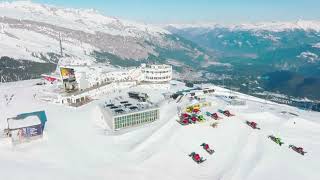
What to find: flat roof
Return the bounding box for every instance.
[103,95,159,116]
[8,115,41,129]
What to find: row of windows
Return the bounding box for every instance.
[145,65,171,69]
[146,76,171,80]
[114,110,159,130]
[143,70,171,74]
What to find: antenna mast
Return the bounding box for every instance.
[59,32,63,57]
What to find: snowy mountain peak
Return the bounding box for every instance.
[164,20,320,32]
[0,1,169,36]
[0,1,111,20]
[234,20,320,32]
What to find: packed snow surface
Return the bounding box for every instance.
[0,80,320,180]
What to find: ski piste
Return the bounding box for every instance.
[0,79,318,179]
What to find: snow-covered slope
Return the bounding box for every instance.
[0,23,96,64]
[0,79,319,180]
[0,1,168,36]
[0,1,168,64]
[1,1,206,65]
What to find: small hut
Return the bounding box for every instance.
[6,111,47,145]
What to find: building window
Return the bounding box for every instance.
[114,109,159,130]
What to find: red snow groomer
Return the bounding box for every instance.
[191,116,198,124]
[181,113,190,119]
[201,143,215,155]
[246,121,261,130]
[178,118,190,125]
[177,113,191,125]
[193,108,201,114]
[189,152,206,164]
[218,109,234,117]
[289,145,307,155]
[211,113,222,120]
[206,112,222,120]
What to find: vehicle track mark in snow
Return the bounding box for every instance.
[129,102,180,162]
[216,128,252,180]
[228,131,265,180]
[131,118,180,161]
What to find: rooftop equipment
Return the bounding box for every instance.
[128,91,149,102]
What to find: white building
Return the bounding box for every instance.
[217,95,246,106]
[76,72,89,90]
[141,64,172,83]
[41,63,173,107]
[100,95,160,131]
[59,63,173,90]
[57,81,136,107]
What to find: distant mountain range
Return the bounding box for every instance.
[164,20,320,32]
[164,23,320,100]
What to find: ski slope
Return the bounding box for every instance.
[0,79,319,180]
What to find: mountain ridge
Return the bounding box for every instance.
[163,20,320,32]
[0,1,169,36]
[0,1,211,70]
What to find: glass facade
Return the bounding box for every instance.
[114,109,159,130]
